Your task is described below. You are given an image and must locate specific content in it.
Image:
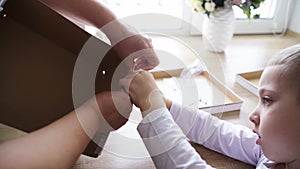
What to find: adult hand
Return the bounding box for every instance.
[113,34,159,72]
[119,71,165,117]
[101,20,159,71]
[87,91,132,131]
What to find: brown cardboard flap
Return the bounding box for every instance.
[0,0,123,157]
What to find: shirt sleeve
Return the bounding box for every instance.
[137,108,215,169]
[169,102,262,166]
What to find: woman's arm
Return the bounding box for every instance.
[0,107,96,169]
[39,0,159,70]
[39,0,116,29]
[0,91,132,169]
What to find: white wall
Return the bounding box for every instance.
[289,0,300,34]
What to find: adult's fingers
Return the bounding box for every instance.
[133,50,159,71]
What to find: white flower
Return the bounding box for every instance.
[204,1,216,12]
[192,1,204,12]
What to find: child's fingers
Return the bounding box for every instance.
[119,71,141,94]
[119,78,130,94]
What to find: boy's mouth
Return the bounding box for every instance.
[253,129,261,145]
[256,137,261,145]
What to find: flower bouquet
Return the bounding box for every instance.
[191,0,265,19]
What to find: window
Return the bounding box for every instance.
[233,0,291,34]
[233,0,276,19]
[102,0,185,33]
[98,0,291,35]
[190,0,292,35]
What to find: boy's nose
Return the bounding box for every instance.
[249,112,260,126]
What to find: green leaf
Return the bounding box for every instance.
[253,14,260,19]
[243,8,251,19]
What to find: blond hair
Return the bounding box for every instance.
[267,44,300,101]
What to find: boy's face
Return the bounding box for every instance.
[249,65,300,163]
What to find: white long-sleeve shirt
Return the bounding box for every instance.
[137,102,274,169]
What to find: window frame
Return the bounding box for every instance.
[189,0,292,35]
[100,0,292,35]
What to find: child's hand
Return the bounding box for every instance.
[119,71,165,117]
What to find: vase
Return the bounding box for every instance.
[202,7,235,53]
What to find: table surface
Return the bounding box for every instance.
[1,33,299,169]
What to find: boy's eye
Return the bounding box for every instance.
[262,96,272,104]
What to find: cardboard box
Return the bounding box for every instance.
[235,70,263,97]
[0,0,124,157]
